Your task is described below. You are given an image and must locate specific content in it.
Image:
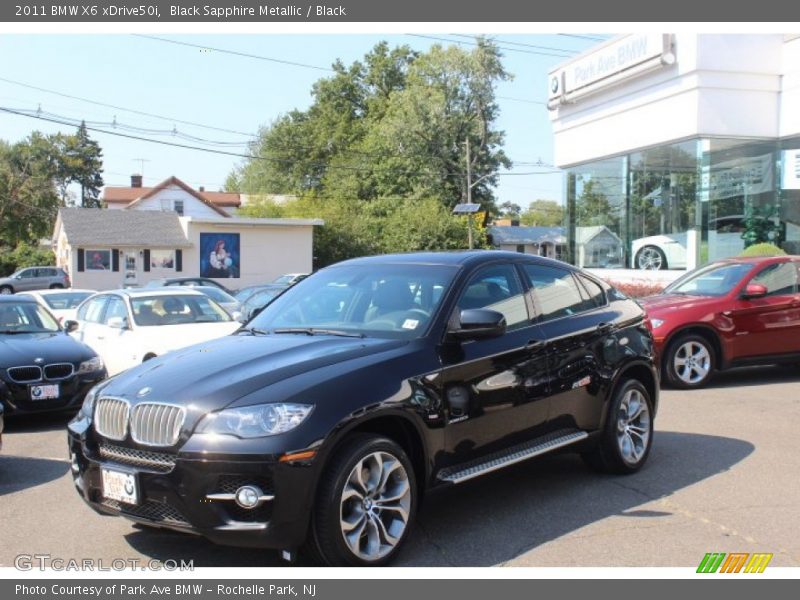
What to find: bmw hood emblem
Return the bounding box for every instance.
[137,386,152,398]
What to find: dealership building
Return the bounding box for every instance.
[548,33,800,275]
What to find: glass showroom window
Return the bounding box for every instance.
[629,140,699,271]
[779,137,800,255]
[566,156,626,269]
[702,139,779,262]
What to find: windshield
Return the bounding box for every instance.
[0,302,60,333]
[130,294,232,326]
[41,292,94,310]
[197,287,237,304]
[665,262,754,297]
[248,263,459,339]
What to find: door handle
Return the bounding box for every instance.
[526,339,546,351]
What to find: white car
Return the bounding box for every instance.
[631,216,758,270]
[67,289,240,376]
[17,289,96,324]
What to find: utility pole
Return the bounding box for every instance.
[465,138,474,249]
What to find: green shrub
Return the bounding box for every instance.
[738,243,787,258]
[0,242,55,277]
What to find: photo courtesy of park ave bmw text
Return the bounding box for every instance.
[0,0,799,596]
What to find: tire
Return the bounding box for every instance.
[635,245,668,270]
[664,333,715,389]
[0,285,13,295]
[49,283,64,289]
[582,379,654,474]
[307,434,417,566]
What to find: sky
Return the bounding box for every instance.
[0,33,604,207]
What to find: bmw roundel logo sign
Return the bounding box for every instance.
[551,76,559,94]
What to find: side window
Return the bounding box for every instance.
[103,297,129,325]
[456,264,530,331]
[749,262,798,296]
[18,269,35,279]
[79,296,108,323]
[576,274,607,308]
[523,264,593,322]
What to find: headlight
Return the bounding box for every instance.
[79,383,102,419]
[195,403,313,439]
[77,356,104,374]
[650,318,665,329]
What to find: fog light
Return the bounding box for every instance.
[235,485,262,509]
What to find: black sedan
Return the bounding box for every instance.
[68,251,658,566]
[0,296,106,415]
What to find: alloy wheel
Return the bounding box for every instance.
[616,388,651,466]
[637,247,663,270]
[673,341,711,385]
[339,451,411,561]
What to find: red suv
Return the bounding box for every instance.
[640,256,800,388]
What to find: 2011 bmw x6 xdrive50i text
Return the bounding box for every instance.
[69,251,658,566]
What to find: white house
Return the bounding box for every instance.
[52,208,323,291]
[103,175,241,217]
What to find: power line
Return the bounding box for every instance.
[449,34,578,55]
[406,34,574,58]
[134,35,335,73]
[557,33,607,42]
[0,76,255,137]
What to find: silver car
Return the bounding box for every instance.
[0,267,70,294]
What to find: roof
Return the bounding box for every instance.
[0,295,37,304]
[56,208,192,248]
[107,288,205,298]
[489,225,566,245]
[103,176,238,215]
[181,216,324,227]
[336,250,580,271]
[575,225,623,244]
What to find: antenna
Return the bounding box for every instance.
[132,158,150,178]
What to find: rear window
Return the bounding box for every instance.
[523,264,596,322]
[42,292,93,310]
[130,295,232,326]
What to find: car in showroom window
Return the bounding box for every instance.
[0,296,106,416]
[640,256,800,388]
[68,252,658,566]
[68,289,240,376]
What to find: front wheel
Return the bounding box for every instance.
[583,379,654,474]
[308,434,417,566]
[664,334,714,389]
[636,245,667,270]
[0,285,13,295]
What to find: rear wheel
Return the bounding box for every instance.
[583,379,654,474]
[307,434,417,566]
[664,334,714,389]
[49,283,64,289]
[0,285,13,295]
[636,245,667,270]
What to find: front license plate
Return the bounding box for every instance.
[101,468,139,505]
[29,384,59,400]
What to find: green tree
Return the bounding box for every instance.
[575,179,619,230]
[65,122,104,208]
[498,201,522,218]
[229,39,510,212]
[0,138,61,246]
[520,199,564,226]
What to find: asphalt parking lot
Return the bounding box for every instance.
[1,366,799,568]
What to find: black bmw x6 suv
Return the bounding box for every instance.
[69,251,658,566]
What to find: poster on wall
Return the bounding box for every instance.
[782,149,800,190]
[86,250,111,271]
[199,233,240,278]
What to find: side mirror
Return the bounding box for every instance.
[63,320,79,333]
[106,316,128,329]
[742,283,768,299]
[448,309,506,341]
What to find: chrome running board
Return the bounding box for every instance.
[437,429,588,484]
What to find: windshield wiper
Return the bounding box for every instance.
[0,329,47,334]
[272,327,365,338]
[238,327,270,336]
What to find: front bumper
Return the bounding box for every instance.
[67,417,317,550]
[0,371,106,415]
